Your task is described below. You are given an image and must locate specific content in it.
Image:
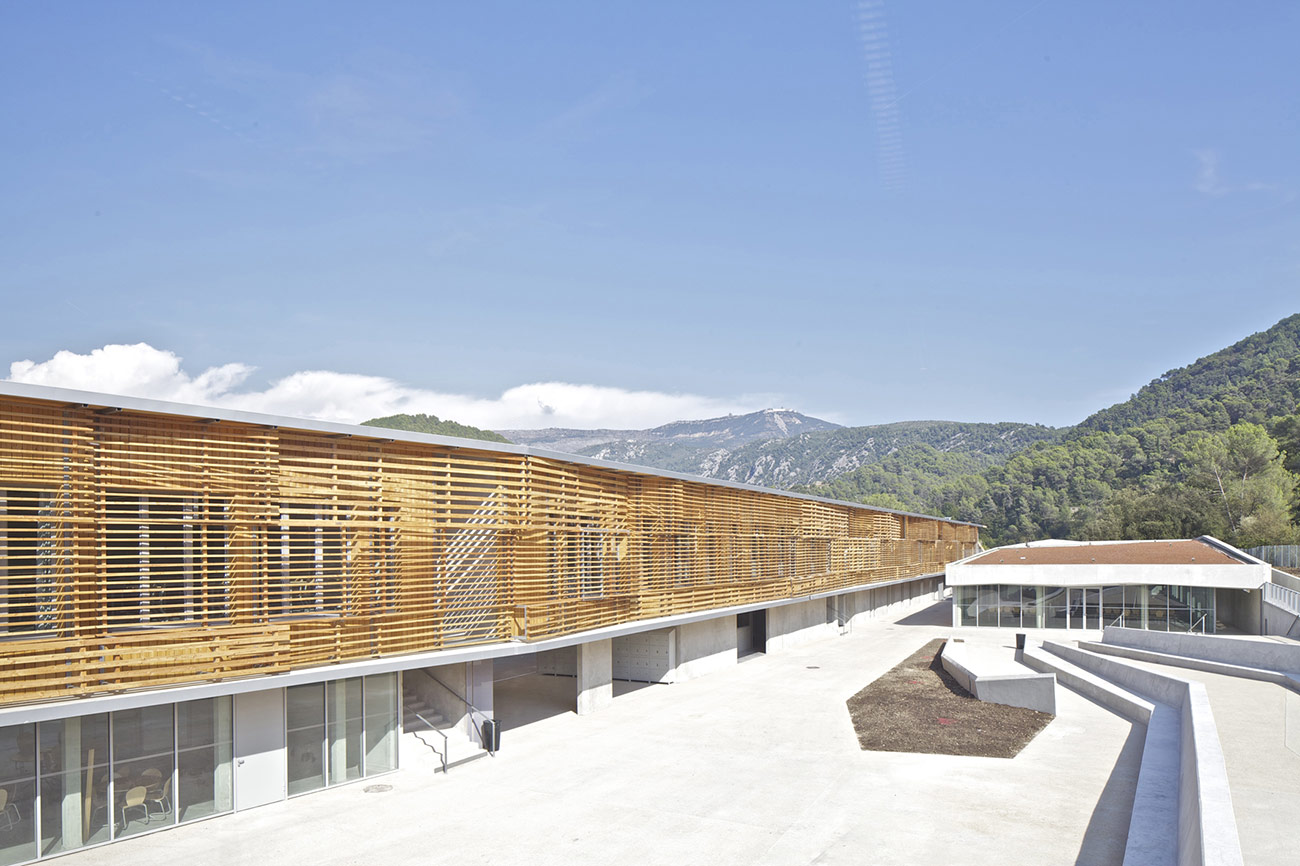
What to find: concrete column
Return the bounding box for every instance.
[329,682,347,784]
[215,697,234,812]
[60,717,83,849]
[575,639,613,715]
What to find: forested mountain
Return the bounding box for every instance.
[1075,314,1300,436]
[692,421,1057,488]
[361,413,511,443]
[905,314,1300,547]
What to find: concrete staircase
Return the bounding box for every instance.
[401,681,487,773]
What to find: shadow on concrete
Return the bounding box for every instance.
[1074,722,1143,866]
[494,673,575,730]
[893,598,953,627]
[494,674,664,731]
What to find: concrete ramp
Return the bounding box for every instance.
[1038,640,1244,866]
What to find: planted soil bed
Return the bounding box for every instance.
[846,638,1052,758]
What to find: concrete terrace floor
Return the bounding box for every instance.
[66,600,1142,866]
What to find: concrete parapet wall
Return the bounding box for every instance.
[1079,640,1300,694]
[939,642,1056,714]
[1103,626,1300,673]
[1041,641,1243,866]
[1022,644,1153,724]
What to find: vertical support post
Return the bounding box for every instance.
[329,682,347,785]
[215,696,234,812]
[61,717,83,850]
[576,639,613,715]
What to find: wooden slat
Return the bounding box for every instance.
[0,394,977,705]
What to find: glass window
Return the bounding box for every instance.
[286,685,325,796]
[176,698,232,823]
[1147,586,1170,631]
[112,706,174,838]
[1122,585,1146,629]
[957,587,977,627]
[976,585,998,627]
[998,585,1022,628]
[1042,586,1068,629]
[1101,586,1125,628]
[273,504,347,616]
[103,494,231,627]
[363,675,398,776]
[1168,585,1191,632]
[0,724,37,866]
[1021,585,1041,629]
[0,490,58,636]
[37,714,110,856]
[327,679,362,785]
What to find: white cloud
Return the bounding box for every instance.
[1194,149,1275,197]
[6,343,773,431]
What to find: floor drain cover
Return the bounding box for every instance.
[806,665,820,669]
[364,784,393,793]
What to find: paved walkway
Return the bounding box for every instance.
[1120,658,1300,865]
[64,600,1141,866]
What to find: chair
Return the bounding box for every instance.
[0,788,19,831]
[144,778,172,823]
[138,768,163,792]
[120,786,148,830]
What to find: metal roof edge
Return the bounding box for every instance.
[0,379,981,528]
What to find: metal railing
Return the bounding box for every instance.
[405,707,449,774]
[1247,545,1300,569]
[1188,614,1207,635]
[419,669,497,756]
[1264,582,1300,616]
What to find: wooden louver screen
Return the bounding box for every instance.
[0,394,977,705]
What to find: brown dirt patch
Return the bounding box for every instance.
[846,638,1053,758]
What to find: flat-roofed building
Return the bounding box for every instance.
[0,381,977,865]
[945,537,1272,633]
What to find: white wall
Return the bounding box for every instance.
[766,599,834,652]
[674,616,737,681]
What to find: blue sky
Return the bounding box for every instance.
[2,1,1296,430]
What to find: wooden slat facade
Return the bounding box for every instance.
[0,393,977,705]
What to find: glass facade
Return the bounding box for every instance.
[286,673,398,798]
[953,584,1216,633]
[0,697,232,865]
[0,674,399,864]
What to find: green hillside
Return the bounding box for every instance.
[919,315,1300,547]
[361,413,511,443]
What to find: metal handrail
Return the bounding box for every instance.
[406,708,449,774]
[1104,613,1125,631]
[419,669,497,756]
[1188,614,1208,634]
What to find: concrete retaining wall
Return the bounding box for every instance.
[674,617,738,682]
[1040,641,1243,866]
[1261,600,1300,639]
[1103,626,1300,673]
[939,642,1056,714]
[1022,644,1153,724]
[766,598,835,652]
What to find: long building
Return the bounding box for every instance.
[0,381,977,864]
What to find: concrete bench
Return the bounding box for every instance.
[939,640,1056,714]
